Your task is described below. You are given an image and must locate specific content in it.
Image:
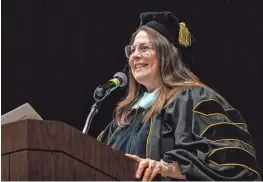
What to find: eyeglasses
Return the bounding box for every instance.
[124,42,153,58]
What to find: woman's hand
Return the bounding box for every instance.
[125,153,186,181]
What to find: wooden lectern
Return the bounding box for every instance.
[1,119,138,180]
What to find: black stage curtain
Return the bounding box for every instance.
[2,0,263,176]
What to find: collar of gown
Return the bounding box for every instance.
[132,89,159,109]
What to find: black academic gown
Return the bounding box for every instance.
[97,86,261,181]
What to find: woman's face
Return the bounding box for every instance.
[129,31,162,92]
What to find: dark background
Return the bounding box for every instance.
[2,0,263,176]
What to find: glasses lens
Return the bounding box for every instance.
[125,43,152,58]
[125,45,131,58]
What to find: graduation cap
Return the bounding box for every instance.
[139,11,196,69]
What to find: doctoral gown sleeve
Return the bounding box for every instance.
[162,86,261,181]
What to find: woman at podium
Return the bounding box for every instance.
[97,11,261,181]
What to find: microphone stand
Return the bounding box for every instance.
[82,86,106,135]
[82,71,127,135]
[82,101,102,134]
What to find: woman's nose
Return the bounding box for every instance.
[132,48,141,58]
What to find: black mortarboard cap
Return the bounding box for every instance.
[139,11,196,69]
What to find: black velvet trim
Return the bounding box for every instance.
[208,161,259,181]
[208,148,259,177]
[225,109,245,122]
[193,100,225,115]
[202,123,253,147]
[193,100,246,124]
[145,21,173,42]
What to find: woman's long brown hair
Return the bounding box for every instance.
[114,26,210,127]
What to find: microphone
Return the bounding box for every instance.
[93,72,127,102]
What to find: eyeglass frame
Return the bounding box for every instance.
[124,42,154,58]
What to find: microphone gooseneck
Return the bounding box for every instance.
[82,72,127,134]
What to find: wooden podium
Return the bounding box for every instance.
[1,119,138,180]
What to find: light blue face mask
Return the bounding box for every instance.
[132,89,159,109]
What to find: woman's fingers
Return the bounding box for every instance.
[142,167,153,181]
[125,154,150,179]
[136,159,150,179]
[141,160,162,181]
[125,153,142,162]
[149,163,162,181]
[125,154,167,181]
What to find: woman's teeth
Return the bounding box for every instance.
[135,64,147,69]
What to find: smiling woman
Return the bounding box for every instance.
[127,31,162,93]
[97,11,261,181]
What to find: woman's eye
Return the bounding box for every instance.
[141,45,149,50]
[131,47,135,53]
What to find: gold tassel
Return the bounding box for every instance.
[179,22,191,47]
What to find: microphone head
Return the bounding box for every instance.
[114,72,128,87]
